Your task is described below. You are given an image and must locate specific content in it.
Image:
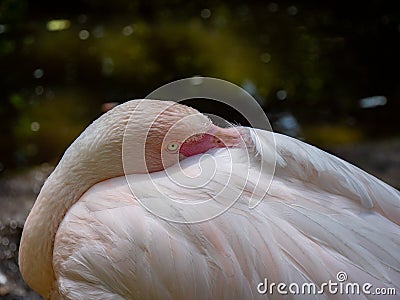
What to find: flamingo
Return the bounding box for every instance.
[19,99,399,299]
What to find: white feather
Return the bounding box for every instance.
[52,128,400,299]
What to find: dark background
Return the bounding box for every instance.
[0,1,399,298]
[1,0,400,173]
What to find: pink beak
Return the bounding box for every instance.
[179,124,242,157]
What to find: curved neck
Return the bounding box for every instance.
[18,99,199,297]
[19,105,129,297]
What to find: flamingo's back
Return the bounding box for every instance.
[53,130,400,299]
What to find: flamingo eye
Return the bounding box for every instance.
[166,142,180,152]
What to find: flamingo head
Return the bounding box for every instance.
[131,100,243,172]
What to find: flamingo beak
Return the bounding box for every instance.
[179,124,242,157]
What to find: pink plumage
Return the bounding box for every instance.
[19,100,400,299]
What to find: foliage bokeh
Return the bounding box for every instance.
[1,0,399,173]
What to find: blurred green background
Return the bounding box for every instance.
[1,0,400,173]
[0,2,399,298]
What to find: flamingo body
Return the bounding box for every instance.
[18,100,400,299]
[54,130,400,299]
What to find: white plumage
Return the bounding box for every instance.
[19,100,400,299]
[55,130,399,299]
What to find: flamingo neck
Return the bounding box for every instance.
[19,104,129,297]
[18,99,207,297]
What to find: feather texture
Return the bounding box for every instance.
[52,128,400,299]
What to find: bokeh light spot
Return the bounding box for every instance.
[276,90,287,100]
[260,52,271,63]
[33,69,44,79]
[201,9,211,19]
[79,30,90,40]
[0,24,6,34]
[122,25,134,36]
[46,20,71,31]
[359,96,387,108]
[30,121,40,132]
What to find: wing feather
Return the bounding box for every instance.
[257,129,400,224]
[53,128,400,299]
